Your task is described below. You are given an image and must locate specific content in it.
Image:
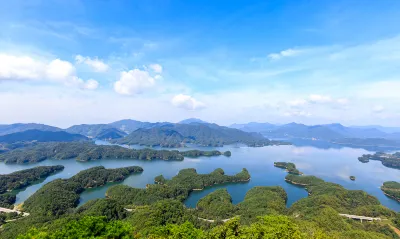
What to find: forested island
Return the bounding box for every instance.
[274,162,303,175]
[358,152,400,169]
[381,181,400,202]
[0,142,230,164]
[0,166,64,208]
[107,168,250,205]
[23,166,143,216]
[285,174,324,186]
[0,166,64,194]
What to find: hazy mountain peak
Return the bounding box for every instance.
[178,118,208,124]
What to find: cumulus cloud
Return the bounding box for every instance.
[0,53,98,90]
[46,59,76,81]
[0,54,44,80]
[75,55,109,72]
[114,69,156,95]
[268,48,301,60]
[171,94,206,110]
[148,64,163,73]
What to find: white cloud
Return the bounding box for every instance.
[114,69,156,95]
[0,54,45,80]
[46,59,75,81]
[75,55,109,72]
[148,64,163,73]
[0,53,98,90]
[268,48,301,60]
[81,79,99,90]
[171,94,206,110]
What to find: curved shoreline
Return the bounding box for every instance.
[284,178,308,187]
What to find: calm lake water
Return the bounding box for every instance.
[1,139,400,211]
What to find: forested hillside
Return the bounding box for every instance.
[0,142,229,164]
[115,123,282,147]
[0,130,88,144]
[2,167,400,239]
[0,123,61,136]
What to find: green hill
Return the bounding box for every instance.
[115,123,276,147]
[0,130,87,144]
[0,123,61,136]
[65,124,114,137]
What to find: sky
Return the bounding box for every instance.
[1,0,400,128]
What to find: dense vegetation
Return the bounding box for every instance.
[274,162,303,175]
[358,152,400,169]
[0,130,87,144]
[285,174,324,186]
[65,124,114,137]
[1,167,400,239]
[381,181,400,202]
[0,194,16,208]
[23,166,143,216]
[236,186,287,223]
[66,124,128,139]
[0,165,64,194]
[0,142,228,164]
[196,189,236,220]
[107,168,250,206]
[115,123,285,147]
[95,128,127,140]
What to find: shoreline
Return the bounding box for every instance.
[284,179,308,187]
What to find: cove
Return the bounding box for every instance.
[1,140,400,211]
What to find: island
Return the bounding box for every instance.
[350,176,356,181]
[284,174,324,187]
[23,166,143,216]
[0,165,64,194]
[0,166,64,208]
[358,152,400,169]
[274,162,303,175]
[106,168,250,205]
[0,142,230,164]
[381,181,400,202]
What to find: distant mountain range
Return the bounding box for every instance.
[230,122,400,147]
[1,119,399,149]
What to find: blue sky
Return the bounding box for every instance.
[1,0,400,127]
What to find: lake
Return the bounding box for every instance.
[1,139,400,212]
